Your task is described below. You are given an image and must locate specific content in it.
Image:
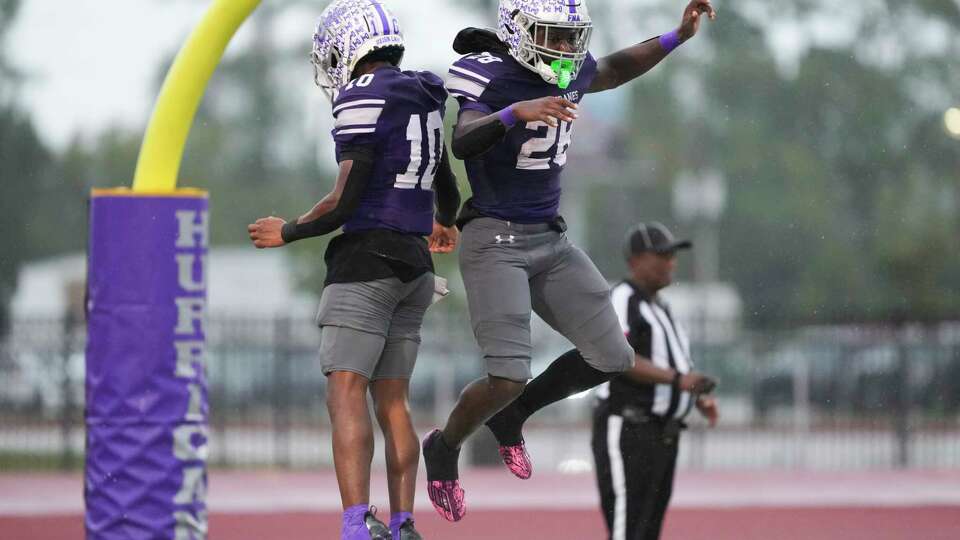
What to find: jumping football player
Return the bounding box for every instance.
[422,0,716,522]
[248,1,460,538]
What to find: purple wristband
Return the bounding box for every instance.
[659,30,682,54]
[498,105,518,128]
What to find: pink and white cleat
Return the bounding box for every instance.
[426,479,466,522]
[497,440,533,480]
[486,403,534,479]
[422,429,467,522]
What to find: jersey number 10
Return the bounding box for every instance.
[395,111,444,190]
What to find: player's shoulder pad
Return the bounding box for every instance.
[415,69,445,90]
[446,52,508,103]
[413,70,449,103]
[331,75,391,136]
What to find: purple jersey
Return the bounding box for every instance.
[445,51,598,223]
[332,66,447,236]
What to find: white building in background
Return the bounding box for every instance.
[661,282,743,344]
[10,248,318,320]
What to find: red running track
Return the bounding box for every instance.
[3,507,960,540]
[3,470,960,539]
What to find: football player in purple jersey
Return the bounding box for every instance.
[422,0,716,523]
[247,1,459,539]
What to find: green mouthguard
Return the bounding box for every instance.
[551,59,574,89]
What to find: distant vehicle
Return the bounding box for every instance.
[752,326,959,419]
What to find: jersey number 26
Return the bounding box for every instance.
[517,120,573,170]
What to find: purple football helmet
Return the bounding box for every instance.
[497,0,593,85]
[311,0,405,102]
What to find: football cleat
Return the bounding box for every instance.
[365,508,391,540]
[422,429,466,522]
[497,441,533,480]
[398,518,423,540]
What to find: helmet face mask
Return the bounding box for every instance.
[311,0,405,103]
[311,27,342,101]
[498,0,593,85]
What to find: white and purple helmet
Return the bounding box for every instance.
[497,0,593,85]
[311,0,405,102]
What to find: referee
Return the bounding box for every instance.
[592,222,719,540]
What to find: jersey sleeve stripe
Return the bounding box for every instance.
[446,77,486,102]
[448,89,481,102]
[335,127,377,135]
[332,98,386,114]
[335,123,377,130]
[458,100,494,114]
[334,107,384,129]
[449,65,491,84]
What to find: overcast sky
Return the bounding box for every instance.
[12,0,938,151]
[8,0,474,149]
[4,0,751,149]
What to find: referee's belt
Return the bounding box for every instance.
[619,405,687,437]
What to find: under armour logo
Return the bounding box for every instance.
[494,234,516,245]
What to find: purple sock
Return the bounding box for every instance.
[342,504,370,540]
[390,512,413,539]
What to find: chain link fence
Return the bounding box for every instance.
[2,310,959,472]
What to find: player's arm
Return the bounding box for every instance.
[429,146,461,253]
[433,147,461,228]
[614,293,715,393]
[451,97,579,160]
[620,356,717,394]
[589,0,717,93]
[247,147,374,248]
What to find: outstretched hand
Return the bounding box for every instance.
[429,222,459,253]
[678,0,717,41]
[696,395,719,427]
[248,217,287,249]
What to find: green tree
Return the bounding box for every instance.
[583,0,960,324]
[0,0,58,333]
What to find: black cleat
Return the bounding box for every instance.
[398,518,423,540]
[365,508,391,540]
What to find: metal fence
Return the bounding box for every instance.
[1,310,959,472]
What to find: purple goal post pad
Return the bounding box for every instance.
[85,189,210,539]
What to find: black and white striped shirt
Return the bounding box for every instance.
[596,280,695,420]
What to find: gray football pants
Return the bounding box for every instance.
[459,218,634,382]
[316,273,434,380]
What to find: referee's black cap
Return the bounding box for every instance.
[624,222,692,258]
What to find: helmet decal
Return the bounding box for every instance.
[311,0,405,102]
[497,0,593,85]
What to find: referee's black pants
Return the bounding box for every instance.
[591,405,680,540]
